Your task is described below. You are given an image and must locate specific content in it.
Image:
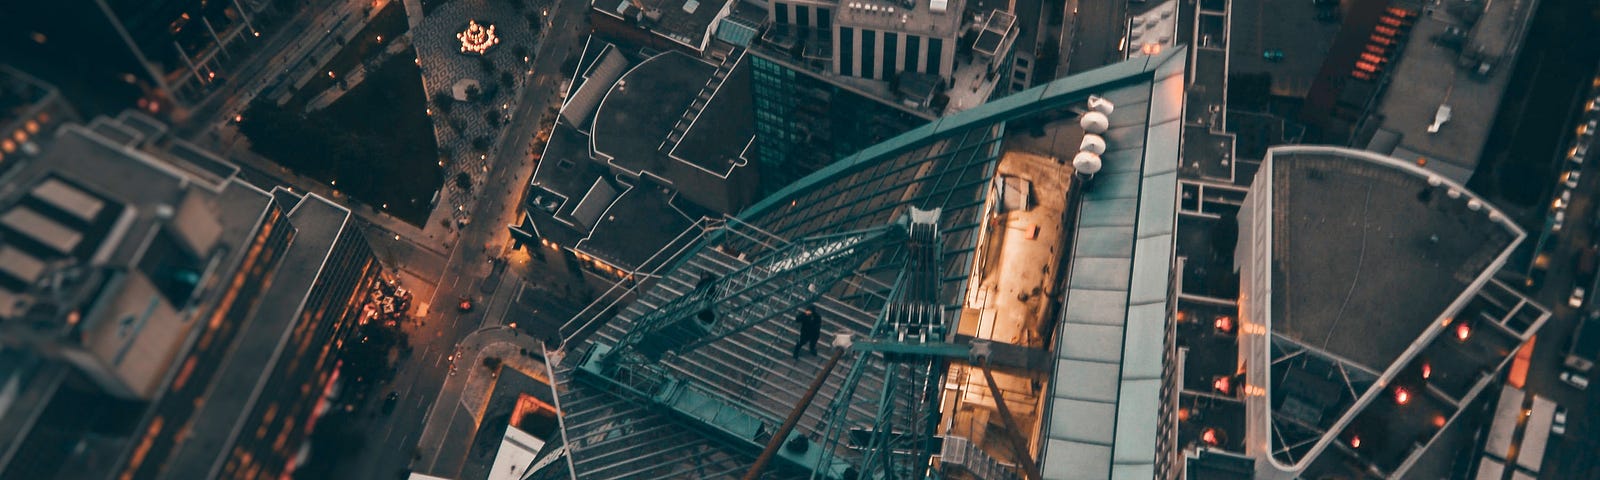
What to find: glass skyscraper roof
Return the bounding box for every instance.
[535,48,1189,480]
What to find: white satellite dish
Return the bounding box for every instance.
[1080,134,1106,154]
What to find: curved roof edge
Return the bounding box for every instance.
[1255,145,1526,475]
[736,46,1190,222]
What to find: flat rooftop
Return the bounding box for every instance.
[834,0,965,40]
[1268,149,1517,369]
[1368,1,1532,182]
[593,52,714,174]
[527,41,747,271]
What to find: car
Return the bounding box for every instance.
[457,296,475,312]
[1571,287,1586,308]
[1566,168,1582,189]
[1555,189,1573,211]
[1553,407,1568,435]
[1584,120,1598,137]
[383,392,400,414]
[1553,210,1567,232]
[1561,370,1591,390]
[1572,144,1589,164]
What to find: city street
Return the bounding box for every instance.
[323,0,592,478]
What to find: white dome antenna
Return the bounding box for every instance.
[1080,111,1109,133]
[1080,134,1106,155]
[1087,95,1116,115]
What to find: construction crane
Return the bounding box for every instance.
[576,207,1036,479]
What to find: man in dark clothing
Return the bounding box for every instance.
[792,306,822,359]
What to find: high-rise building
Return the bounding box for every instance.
[749,0,1020,192]
[0,108,381,480]
[529,47,1190,480]
[1211,146,1545,479]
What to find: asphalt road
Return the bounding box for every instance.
[1519,87,1600,480]
[1065,0,1128,74]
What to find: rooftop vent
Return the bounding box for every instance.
[931,0,949,13]
[1426,105,1452,133]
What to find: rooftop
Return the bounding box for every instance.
[834,0,964,40]
[1366,0,1534,182]
[160,192,352,480]
[594,0,733,50]
[535,48,1190,480]
[1267,148,1518,369]
[527,41,746,271]
[1244,146,1542,479]
[593,52,715,174]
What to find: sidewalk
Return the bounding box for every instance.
[412,326,547,477]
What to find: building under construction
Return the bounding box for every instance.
[531,48,1190,480]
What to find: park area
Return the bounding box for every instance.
[239,45,442,226]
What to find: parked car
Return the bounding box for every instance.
[383,392,400,414]
[1553,210,1567,233]
[1560,370,1591,390]
[1553,407,1568,436]
[1572,144,1588,164]
[1571,286,1586,308]
[1566,167,1582,189]
[1555,189,1573,211]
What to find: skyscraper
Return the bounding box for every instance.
[532,47,1189,480]
[0,109,382,480]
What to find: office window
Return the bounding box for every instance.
[775,2,788,23]
[840,27,854,76]
[818,8,832,30]
[861,29,876,79]
[928,37,944,76]
[797,5,810,27]
[883,32,898,79]
[905,35,921,73]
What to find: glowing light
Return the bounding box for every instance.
[376,35,383,42]
[1201,428,1220,446]
[1394,387,1411,405]
[1214,315,1235,334]
[1141,43,1162,55]
[1213,376,1232,395]
[1433,415,1447,428]
[1421,363,1432,379]
[458,20,500,55]
[1456,323,1471,341]
[1350,435,1361,448]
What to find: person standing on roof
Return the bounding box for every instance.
[792,306,822,360]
